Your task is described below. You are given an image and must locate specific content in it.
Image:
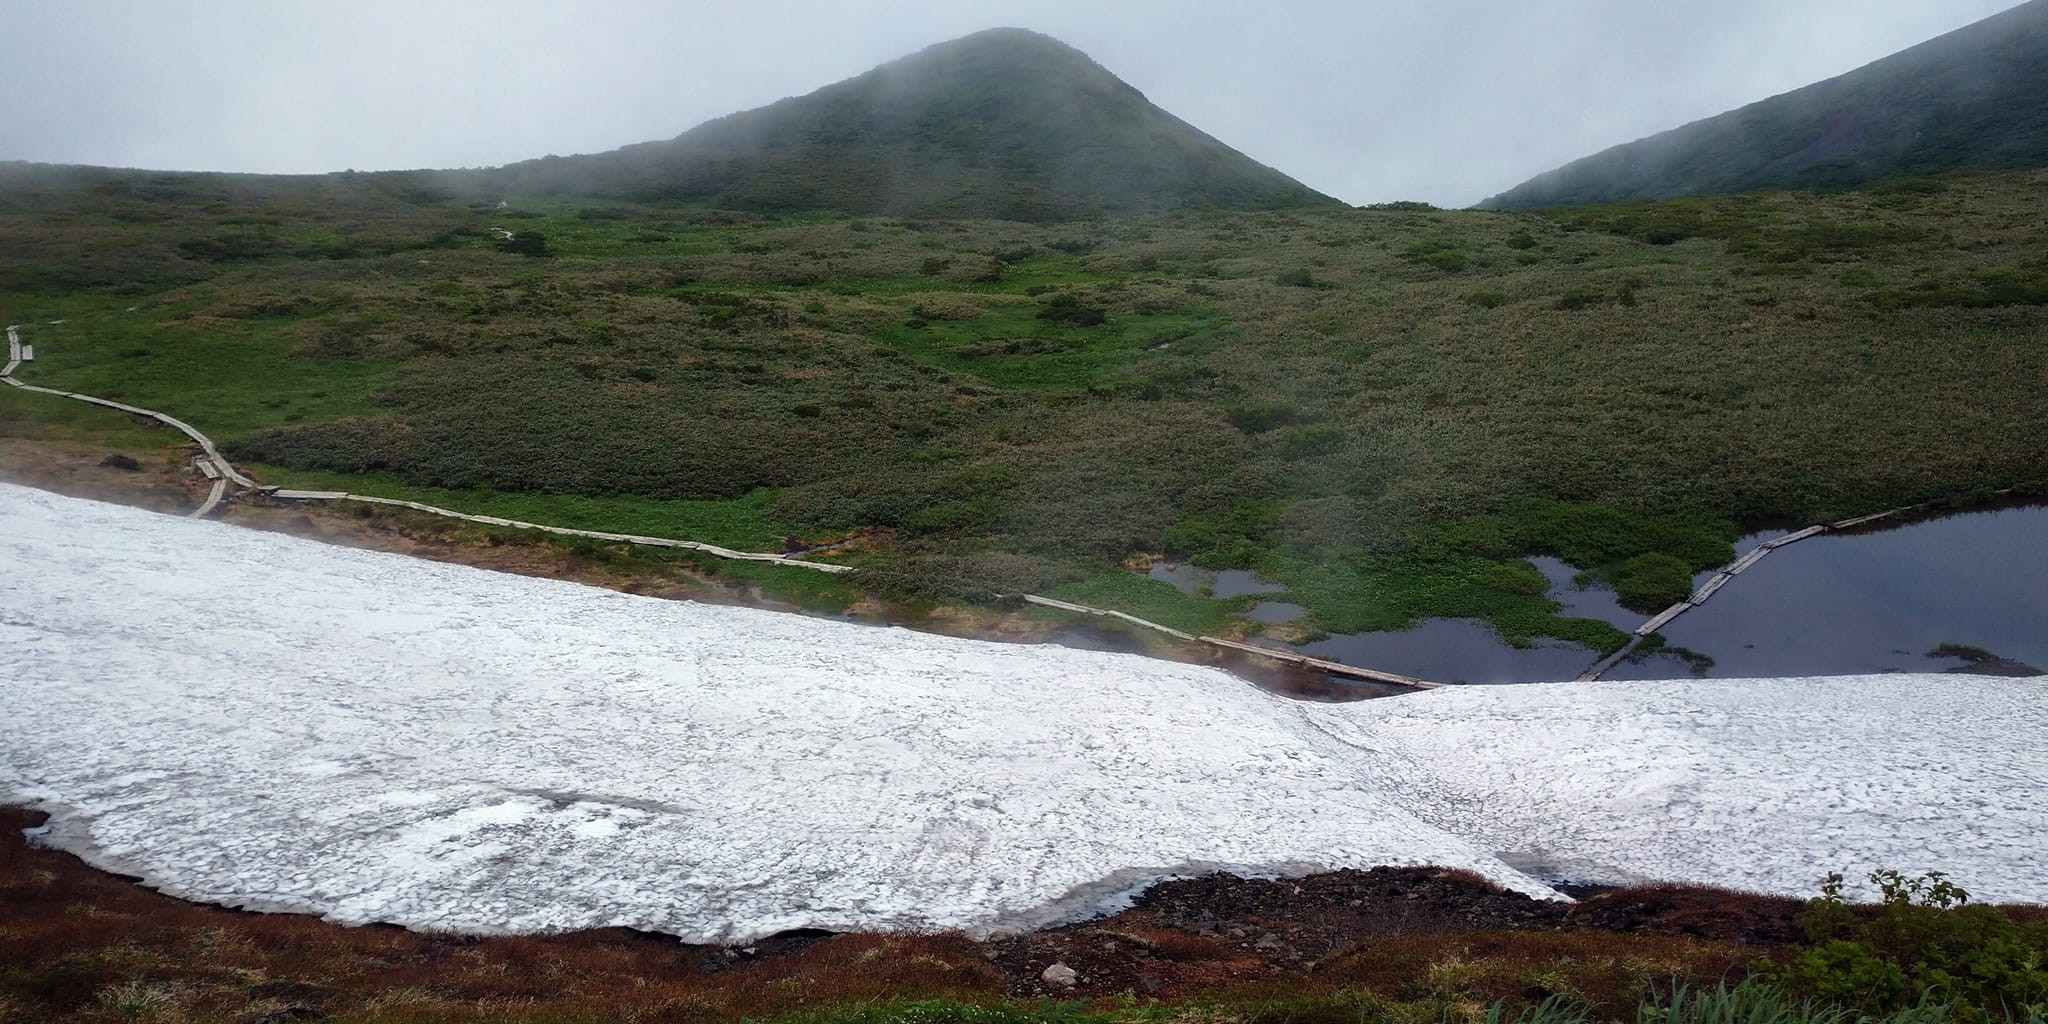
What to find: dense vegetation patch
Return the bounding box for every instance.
[5,167,2047,654]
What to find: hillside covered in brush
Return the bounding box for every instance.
[4,158,2046,655]
[1484,0,2048,210]
[474,28,1336,220]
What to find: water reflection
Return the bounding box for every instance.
[1609,504,2048,680]
[1300,619,1596,684]
[1145,562,1209,595]
[1214,569,1287,599]
[1143,563,1289,599]
[1527,556,1638,632]
[1134,504,2045,689]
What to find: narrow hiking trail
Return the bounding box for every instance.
[5,322,2001,690]
[0,324,1445,689]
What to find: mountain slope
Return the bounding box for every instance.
[481,28,1337,219]
[1483,0,2048,209]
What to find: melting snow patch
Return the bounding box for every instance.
[2,482,2044,941]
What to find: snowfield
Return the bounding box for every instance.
[2,484,2044,940]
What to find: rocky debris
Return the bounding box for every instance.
[843,865,1817,1000]
[1567,884,1806,945]
[1132,866,1808,954]
[252,1010,326,1023]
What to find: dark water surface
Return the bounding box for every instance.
[1305,503,2047,686]
[1609,503,2048,680]
[1113,505,2044,688]
[1144,563,1288,598]
[1299,619,1599,685]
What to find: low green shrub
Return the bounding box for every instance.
[1612,552,1695,610]
[1225,400,1306,434]
[1781,870,2048,1021]
[1035,293,1106,326]
[1555,288,1606,310]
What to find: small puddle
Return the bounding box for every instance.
[1213,569,1287,599]
[1527,556,1637,632]
[1145,563,1209,595]
[1143,564,1289,599]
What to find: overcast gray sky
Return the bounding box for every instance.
[0,0,2025,207]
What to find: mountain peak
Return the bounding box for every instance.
[485,30,1334,220]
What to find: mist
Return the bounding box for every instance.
[0,0,2026,207]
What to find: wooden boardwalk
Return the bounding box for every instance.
[50,325,2014,695]
[1020,594,1442,688]
[261,489,856,574]
[6,325,252,497]
[4,326,1453,690]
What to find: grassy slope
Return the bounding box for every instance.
[4,168,2046,655]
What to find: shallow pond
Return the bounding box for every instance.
[1299,502,2047,687]
[1299,619,1600,685]
[1608,503,2048,680]
[1121,504,2045,689]
[1144,563,1288,598]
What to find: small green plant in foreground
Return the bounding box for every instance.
[1779,871,2048,1021]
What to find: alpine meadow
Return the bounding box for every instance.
[4,12,2048,1024]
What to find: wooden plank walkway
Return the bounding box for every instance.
[1762,525,1826,550]
[33,325,2013,696]
[1634,602,1691,637]
[1687,573,1732,605]
[262,489,859,573]
[1198,635,1440,689]
[1020,595,1442,688]
[1020,594,1198,642]
[2,334,257,488]
[190,477,227,519]
[1723,546,1772,575]
[4,328,862,574]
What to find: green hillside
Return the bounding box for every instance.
[1484,0,2048,209]
[5,162,2045,653]
[474,28,1337,220]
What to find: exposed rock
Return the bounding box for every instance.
[1041,962,1078,987]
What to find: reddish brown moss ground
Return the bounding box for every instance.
[2,806,1803,1023]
